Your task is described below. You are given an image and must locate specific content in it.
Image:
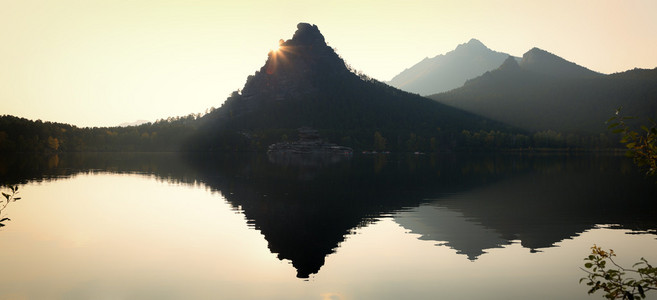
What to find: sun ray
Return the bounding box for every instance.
[270,39,284,53]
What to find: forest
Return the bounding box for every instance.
[0,114,198,153]
[0,112,619,153]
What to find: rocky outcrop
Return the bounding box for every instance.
[268,127,352,155]
[222,23,349,119]
[267,127,352,167]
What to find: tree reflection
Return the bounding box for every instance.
[2,153,656,278]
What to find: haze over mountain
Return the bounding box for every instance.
[187,23,514,152]
[518,47,601,78]
[118,120,150,127]
[386,39,514,96]
[429,48,657,134]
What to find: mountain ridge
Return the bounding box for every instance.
[429,48,657,134]
[386,39,516,95]
[518,47,602,78]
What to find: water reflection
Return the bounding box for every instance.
[395,205,511,260]
[394,155,657,261]
[1,152,656,280]
[183,153,548,278]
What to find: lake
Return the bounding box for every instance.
[0,152,656,299]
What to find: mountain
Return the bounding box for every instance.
[187,24,515,152]
[518,47,601,78]
[429,48,657,135]
[118,120,150,127]
[386,39,514,96]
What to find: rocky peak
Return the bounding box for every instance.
[520,47,601,78]
[521,47,557,65]
[498,55,521,72]
[287,23,326,47]
[221,23,352,118]
[453,38,489,54]
[388,38,513,95]
[465,38,486,48]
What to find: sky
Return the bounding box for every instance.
[1,0,656,128]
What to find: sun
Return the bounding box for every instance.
[271,39,284,53]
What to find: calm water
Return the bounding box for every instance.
[0,152,656,299]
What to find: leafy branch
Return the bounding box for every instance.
[581,245,657,299]
[0,185,21,227]
[583,109,657,299]
[607,108,657,176]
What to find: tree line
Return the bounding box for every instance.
[0,114,199,152]
[1,114,623,153]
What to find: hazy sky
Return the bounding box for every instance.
[2,0,656,127]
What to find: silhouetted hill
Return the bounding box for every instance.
[188,24,515,152]
[429,48,657,134]
[518,47,602,78]
[386,39,514,95]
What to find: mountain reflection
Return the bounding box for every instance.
[2,152,656,278]
[395,205,511,260]
[394,155,657,260]
[182,153,494,278]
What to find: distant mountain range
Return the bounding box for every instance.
[118,120,150,127]
[386,39,514,96]
[428,48,657,134]
[387,39,656,135]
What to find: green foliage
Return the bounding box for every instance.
[607,108,657,176]
[580,109,657,299]
[581,245,657,299]
[0,185,20,227]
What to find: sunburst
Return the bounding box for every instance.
[271,39,284,53]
